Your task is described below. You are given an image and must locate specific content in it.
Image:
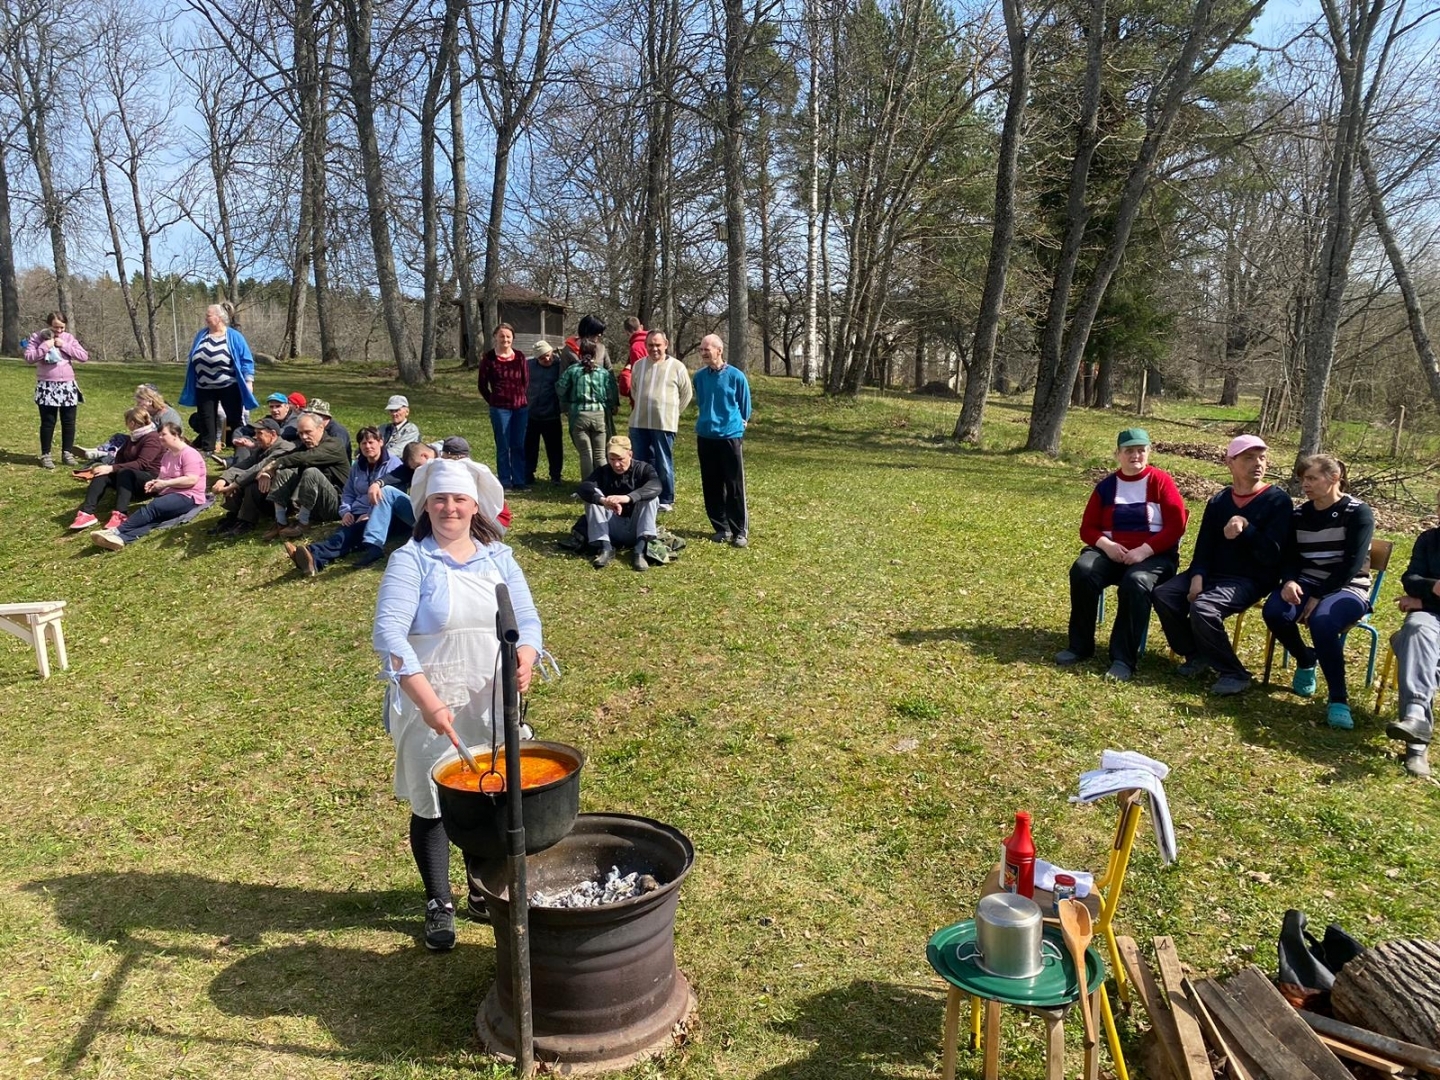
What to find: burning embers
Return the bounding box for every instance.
[531,866,661,908]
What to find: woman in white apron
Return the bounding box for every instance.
[372,458,541,951]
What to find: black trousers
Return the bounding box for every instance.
[81,469,156,514]
[524,413,564,483]
[696,435,748,538]
[1067,547,1176,668]
[38,404,77,456]
[194,384,244,451]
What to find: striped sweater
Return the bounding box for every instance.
[628,355,693,433]
[1079,466,1188,556]
[1282,494,1374,597]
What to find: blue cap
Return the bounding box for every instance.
[266,392,289,404]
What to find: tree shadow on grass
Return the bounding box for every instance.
[26,871,496,1072]
[897,624,1070,666]
[751,978,955,1080]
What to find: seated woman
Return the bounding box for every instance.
[69,407,166,531]
[91,422,209,550]
[78,385,182,464]
[1261,453,1375,730]
[1055,428,1188,681]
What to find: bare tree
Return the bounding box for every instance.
[0,138,20,355]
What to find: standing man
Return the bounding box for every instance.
[628,329,692,512]
[692,334,751,548]
[1387,494,1440,778]
[1151,434,1293,695]
[620,315,647,404]
[524,340,567,485]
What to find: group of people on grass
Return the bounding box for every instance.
[1062,427,1430,779]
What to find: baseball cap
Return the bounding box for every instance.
[1116,428,1150,448]
[606,435,632,456]
[255,417,283,434]
[386,395,409,411]
[533,340,554,356]
[1225,434,1268,460]
[266,392,289,404]
[306,398,332,417]
[441,436,470,458]
[287,392,307,410]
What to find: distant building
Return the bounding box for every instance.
[497,286,568,356]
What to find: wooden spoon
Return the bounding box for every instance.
[1058,898,1097,1046]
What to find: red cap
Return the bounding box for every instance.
[287,392,307,409]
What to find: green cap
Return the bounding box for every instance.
[1117,427,1150,448]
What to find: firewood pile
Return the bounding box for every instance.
[1117,936,1440,1080]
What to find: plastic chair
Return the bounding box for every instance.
[1262,539,1393,688]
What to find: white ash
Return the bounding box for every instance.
[530,866,660,908]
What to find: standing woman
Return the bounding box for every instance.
[556,341,619,481]
[1261,454,1375,730]
[179,303,259,452]
[476,323,529,491]
[24,311,88,469]
[372,458,541,951]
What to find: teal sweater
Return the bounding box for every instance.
[693,364,751,439]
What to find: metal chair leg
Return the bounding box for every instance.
[1100,983,1129,1080]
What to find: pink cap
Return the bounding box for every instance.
[1225,434,1267,459]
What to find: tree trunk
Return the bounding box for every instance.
[722,0,750,370]
[311,17,340,365]
[450,47,476,368]
[758,108,774,377]
[90,116,148,360]
[1095,351,1114,407]
[1220,373,1240,406]
[802,0,821,386]
[481,132,512,344]
[955,0,1032,442]
[418,0,460,384]
[0,142,20,357]
[1331,939,1440,1051]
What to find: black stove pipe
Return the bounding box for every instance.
[494,583,533,1076]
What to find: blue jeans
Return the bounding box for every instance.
[116,493,196,542]
[308,518,369,570]
[489,406,529,489]
[1262,584,1370,703]
[361,486,417,548]
[629,427,676,505]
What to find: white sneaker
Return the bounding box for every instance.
[92,529,125,551]
[658,503,675,513]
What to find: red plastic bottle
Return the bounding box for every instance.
[1002,811,1036,899]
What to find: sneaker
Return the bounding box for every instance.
[91,529,125,551]
[223,521,256,539]
[207,452,228,467]
[1175,656,1211,677]
[658,503,674,513]
[1105,661,1135,682]
[1403,747,1431,779]
[74,445,99,460]
[1386,714,1431,743]
[1210,674,1252,696]
[40,454,55,470]
[352,544,386,568]
[1054,648,1088,667]
[423,899,456,951]
[1326,703,1354,730]
[711,530,732,544]
[279,523,308,539]
[61,451,79,466]
[103,511,127,531]
[286,541,317,577]
[461,898,491,924]
[207,514,239,536]
[731,535,748,548]
[1292,666,1318,698]
[592,544,614,569]
[633,547,649,572]
[68,510,98,530]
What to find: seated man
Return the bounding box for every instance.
[351,440,437,568]
[1151,435,1293,695]
[382,395,420,457]
[257,412,351,539]
[286,426,400,576]
[1388,493,1440,779]
[1056,428,1187,682]
[210,418,296,537]
[578,435,660,571]
[305,398,352,461]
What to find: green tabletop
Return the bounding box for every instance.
[926,920,1106,1009]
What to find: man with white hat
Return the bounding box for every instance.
[382,395,419,457]
[1151,434,1294,695]
[578,435,661,571]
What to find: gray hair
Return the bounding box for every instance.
[701,333,725,353]
[207,303,230,327]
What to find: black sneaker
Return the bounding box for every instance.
[424,899,456,951]
[592,544,614,569]
[207,514,239,536]
[461,898,491,924]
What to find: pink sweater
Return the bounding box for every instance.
[24,331,88,382]
[160,446,209,504]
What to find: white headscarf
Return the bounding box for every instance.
[409,458,505,524]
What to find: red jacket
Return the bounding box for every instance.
[1079,465,1187,556]
[628,330,648,365]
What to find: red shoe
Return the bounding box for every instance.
[104,511,127,530]
[68,510,97,530]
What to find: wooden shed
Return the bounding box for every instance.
[497,285,568,356]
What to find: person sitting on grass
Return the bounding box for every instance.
[1387,490,1440,779]
[1151,435,1293,696]
[1055,428,1187,682]
[91,422,208,550]
[285,426,400,577]
[68,407,166,532]
[257,412,350,540]
[382,395,420,458]
[77,385,181,464]
[351,440,438,568]
[305,398,352,462]
[1261,453,1375,731]
[209,418,296,537]
[578,435,660,572]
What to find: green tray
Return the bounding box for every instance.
[926,920,1106,1008]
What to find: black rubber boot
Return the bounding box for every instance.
[592,543,614,569]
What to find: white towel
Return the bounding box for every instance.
[1100,749,1170,780]
[1034,858,1094,898]
[1070,752,1178,865]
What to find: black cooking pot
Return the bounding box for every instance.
[432,740,584,860]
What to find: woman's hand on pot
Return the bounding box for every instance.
[517,646,538,694]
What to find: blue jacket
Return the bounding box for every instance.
[179,327,260,410]
[693,363,751,439]
[340,450,401,516]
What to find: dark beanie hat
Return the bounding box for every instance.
[577,314,606,338]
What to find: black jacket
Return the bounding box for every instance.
[577,460,660,517]
[1403,528,1440,612]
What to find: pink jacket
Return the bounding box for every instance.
[24,330,88,382]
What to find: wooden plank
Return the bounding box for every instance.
[1299,1010,1440,1077]
[1186,977,1257,1080]
[1317,1033,1414,1076]
[1115,935,1184,1080]
[1153,937,1220,1080]
[1193,979,1325,1080]
[1225,967,1353,1080]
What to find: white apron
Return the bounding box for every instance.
[389,556,504,818]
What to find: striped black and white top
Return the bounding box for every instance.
[190,333,236,389]
[1285,493,1375,598]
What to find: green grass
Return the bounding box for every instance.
[0,359,1437,1079]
